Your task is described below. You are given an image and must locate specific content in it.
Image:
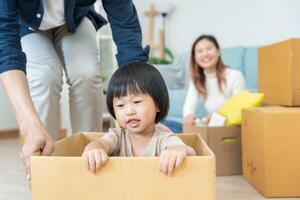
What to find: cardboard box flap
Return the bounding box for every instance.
[51,133,86,156]
[52,133,105,156]
[81,132,105,145]
[178,133,214,156]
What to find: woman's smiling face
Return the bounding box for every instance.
[194,38,220,72]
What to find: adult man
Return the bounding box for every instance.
[0,0,148,181]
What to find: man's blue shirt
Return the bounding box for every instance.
[0,0,149,74]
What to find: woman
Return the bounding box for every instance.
[183,35,246,125]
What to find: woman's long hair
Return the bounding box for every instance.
[190,35,227,99]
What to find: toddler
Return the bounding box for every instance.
[82,63,196,176]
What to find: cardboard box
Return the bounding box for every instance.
[258,38,300,106]
[31,132,216,200]
[242,106,300,197]
[183,125,241,176]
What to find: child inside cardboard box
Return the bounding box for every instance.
[82,63,196,176]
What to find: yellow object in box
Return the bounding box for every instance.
[218,91,264,125]
[258,38,300,106]
[31,132,216,200]
[242,107,300,197]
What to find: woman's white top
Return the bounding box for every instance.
[39,0,65,30]
[183,68,246,116]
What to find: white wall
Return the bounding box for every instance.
[134,0,300,56]
[0,85,17,130]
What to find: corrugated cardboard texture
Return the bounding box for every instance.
[242,107,300,197]
[258,38,300,106]
[31,133,216,200]
[183,125,242,176]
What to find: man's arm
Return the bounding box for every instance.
[0,70,54,181]
[0,1,54,181]
[102,0,149,66]
[0,0,27,73]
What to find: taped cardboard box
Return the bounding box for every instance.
[31,132,216,200]
[258,38,300,106]
[183,125,241,176]
[242,107,300,197]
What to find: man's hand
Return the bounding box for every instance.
[21,126,54,181]
[0,70,54,183]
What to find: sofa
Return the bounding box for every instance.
[154,47,258,131]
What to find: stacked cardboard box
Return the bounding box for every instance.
[184,125,242,176]
[242,38,300,197]
[258,38,300,106]
[242,107,300,197]
[31,132,216,200]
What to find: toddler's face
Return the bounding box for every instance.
[113,93,159,135]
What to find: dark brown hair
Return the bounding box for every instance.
[190,35,227,99]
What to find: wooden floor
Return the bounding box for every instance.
[0,137,298,200]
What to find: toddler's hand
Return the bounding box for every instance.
[159,146,187,176]
[82,148,108,174]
